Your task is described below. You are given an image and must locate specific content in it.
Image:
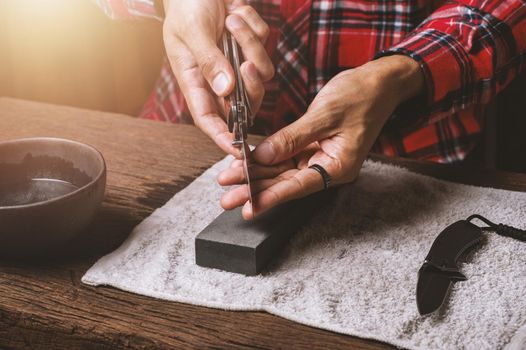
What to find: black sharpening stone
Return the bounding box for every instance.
[195,190,334,275]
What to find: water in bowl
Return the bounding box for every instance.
[0,178,79,207]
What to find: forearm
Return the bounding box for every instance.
[364,55,425,107]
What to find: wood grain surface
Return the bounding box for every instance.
[0,98,525,350]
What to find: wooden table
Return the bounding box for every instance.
[1,98,524,350]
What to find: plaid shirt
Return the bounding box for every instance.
[95,0,526,163]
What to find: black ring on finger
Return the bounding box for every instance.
[309,164,331,190]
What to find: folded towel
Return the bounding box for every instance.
[82,157,526,350]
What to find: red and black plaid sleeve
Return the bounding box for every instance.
[380,0,526,126]
[96,0,526,164]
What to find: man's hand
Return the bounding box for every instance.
[218,55,425,219]
[163,0,274,157]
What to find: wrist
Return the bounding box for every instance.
[366,55,425,106]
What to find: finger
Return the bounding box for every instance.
[220,184,250,210]
[230,159,244,168]
[242,167,325,219]
[252,109,334,165]
[294,142,321,169]
[225,14,274,81]
[221,167,298,213]
[230,5,270,44]
[166,37,241,157]
[194,112,242,158]
[240,61,265,112]
[218,167,244,186]
[220,171,290,210]
[218,159,295,186]
[178,22,235,97]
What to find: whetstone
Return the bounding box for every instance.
[195,190,333,275]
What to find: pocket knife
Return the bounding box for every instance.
[416,220,484,315]
[222,32,255,206]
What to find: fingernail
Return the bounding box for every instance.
[212,72,229,95]
[245,62,259,82]
[243,202,255,220]
[254,141,276,164]
[226,15,243,29]
[217,172,226,185]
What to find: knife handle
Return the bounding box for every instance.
[222,32,253,148]
[424,220,484,272]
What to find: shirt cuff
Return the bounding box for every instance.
[377,28,473,112]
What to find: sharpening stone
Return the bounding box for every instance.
[195,190,333,275]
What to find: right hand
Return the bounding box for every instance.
[162,0,275,157]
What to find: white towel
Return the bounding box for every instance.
[82,157,526,350]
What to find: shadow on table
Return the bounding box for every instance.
[0,179,194,264]
[62,176,197,260]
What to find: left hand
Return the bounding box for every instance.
[218,55,425,219]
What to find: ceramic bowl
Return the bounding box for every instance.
[0,137,106,257]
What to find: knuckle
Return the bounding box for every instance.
[266,187,281,204]
[277,128,298,155]
[260,62,275,82]
[192,115,204,129]
[199,54,218,77]
[241,29,258,46]
[235,5,269,42]
[166,51,187,72]
[259,22,270,41]
[168,54,184,70]
[290,176,305,196]
[237,5,256,19]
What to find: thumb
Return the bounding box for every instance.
[253,110,333,165]
[184,29,235,97]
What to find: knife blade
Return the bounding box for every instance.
[241,141,253,206]
[222,32,254,208]
[416,220,484,315]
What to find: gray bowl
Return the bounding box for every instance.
[0,137,106,257]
